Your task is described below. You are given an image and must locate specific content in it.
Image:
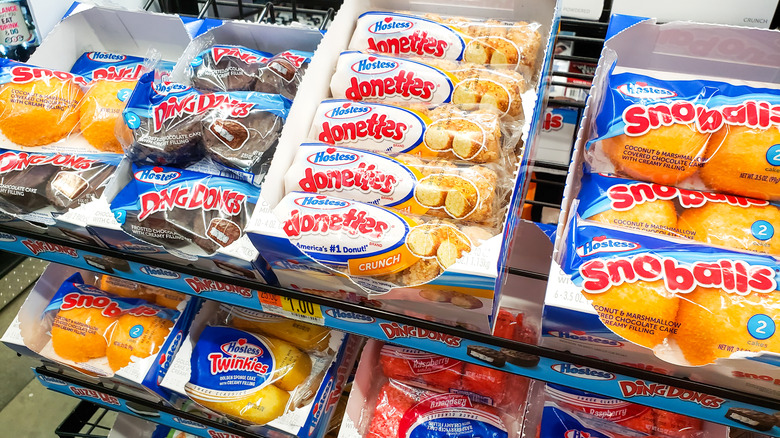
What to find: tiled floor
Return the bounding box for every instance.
[0,258,87,437]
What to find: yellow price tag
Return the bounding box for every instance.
[280,296,323,320]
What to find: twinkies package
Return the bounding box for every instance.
[268,191,497,294]
[160,302,360,437]
[120,71,290,173]
[70,51,176,154]
[330,51,527,119]
[349,12,542,76]
[16,264,200,401]
[284,143,508,227]
[308,100,521,166]
[337,340,531,438]
[110,164,258,257]
[576,172,780,255]
[560,218,780,367]
[540,384,720,438]
[583,69,780,201]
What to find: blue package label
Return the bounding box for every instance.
[70,52,177,81]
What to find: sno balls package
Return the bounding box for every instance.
[284,143,508,227]
[120,72,290,172]
[183,304,338,427]
[584,70,780,201]
[110,164,259,256]
[562,217,780,366]
[330,51,527,119]
[349,11,542,76]
[41,272,180,375]
[577,172,780,255]
[70,52,176,153]
[274,191,498,293]
[308,100,521,166]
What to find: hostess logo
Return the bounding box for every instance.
[551,363,615,380]
[325,103,372,119]
[173,416,207,429]
[86,52,127,63]
[134,167,181,184]
[617,82,676,99]
[157,331,183,381]
[351,56,399,74]
[306,149,360,166]
[152,81,190,95]
[294,195,350,209]
[576,236,639,257]
[369,17,414,34]
[547,331,624,347]
[325,308,375,323]
[37,375,67,386]
[140,265,181,279]
[0,232,16,242]
[221,339,263,357]
[564,430,591,438]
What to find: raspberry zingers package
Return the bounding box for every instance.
[120,72,290,172]
[284,143,507,227]
[339,340,530,438]
[308,100,522,166]
[274,191,495,293]
[562,218,780,366]
[110,164,258,256]
[584,70,780,201]
[349,12,542,75]
[330,51,527,119]
[577,172,780,255]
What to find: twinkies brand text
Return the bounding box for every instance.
[92,65,144,81]
[212,47,266,64]
[185,277,253,297]
[60,292,159,318]
[283,208,390,241]
[622,100,780,136]
[367,31,449,58]
[0,152,96,173]
[9,66,88,86]
[153,94,254,132]
[607,182,769,210]
[379,322,462,347]
[618,380,725,408]
[319,113,408,144]
[345,69,437,101]
[208,353,270,375]
[298,163,399,195]
[580,255,776,295]
[138,183,246,221]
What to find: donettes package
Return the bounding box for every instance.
[338,339,531,438]
[110,163,259,257]
[160,302,361,437]
[331,51,528,119]
[583,69,780,201]
[15,264,200,401]
[348,12,543,76]
[308,99,522,167]
[576,172,780,255]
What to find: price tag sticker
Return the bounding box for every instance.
[259,292,325,325]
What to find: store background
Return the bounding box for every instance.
[0,0,778,436]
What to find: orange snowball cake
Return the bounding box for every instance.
[79,79,136,152]
[51,307,116,363]
[589,198,679,237]
[678,201,780,255]
[106,313,174,371]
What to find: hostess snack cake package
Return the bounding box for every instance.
[560,217,780,366]
[540,384,724,438]
[330,51,527,119]
[271,191,498,293]
[119,71,290,173]
[186,44,312,100]
[284,143,509,227]
[16,264,200,401]
[160,301,360,437]
[110,164,259,257]
[70,51,176,154]
[577,172,780,255]
[583,68,780,202]
[337,339,531,438]
[349,12,542,76]
[308,100,523,166]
